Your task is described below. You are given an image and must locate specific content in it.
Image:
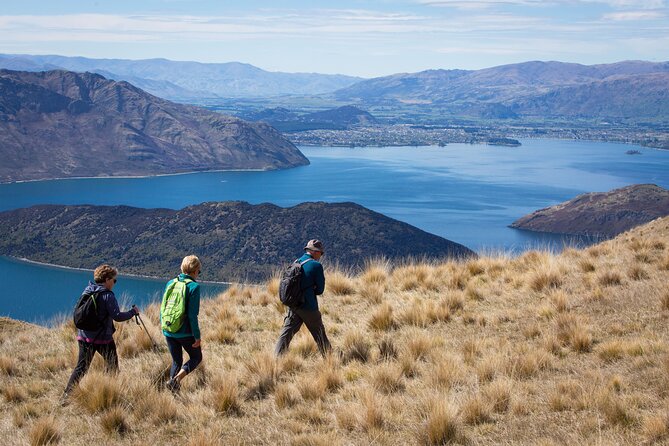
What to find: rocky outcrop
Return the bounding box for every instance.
[510,184,669,238]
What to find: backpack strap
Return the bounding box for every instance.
[299,258,313,267]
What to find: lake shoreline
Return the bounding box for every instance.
[3,256,234,286]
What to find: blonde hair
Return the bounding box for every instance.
[93,264,118,283]
[181,255,201,275]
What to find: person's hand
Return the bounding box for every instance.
[132,305,140,315]
[192,339,201,348]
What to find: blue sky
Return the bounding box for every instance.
[1,0,667,77]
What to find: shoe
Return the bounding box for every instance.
[166,378,180,394]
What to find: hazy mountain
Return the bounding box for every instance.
[334,60,669,119]
[510,184,669,237]
[0,202,475,282]
[0,69,309,182]
[0,54,363,99]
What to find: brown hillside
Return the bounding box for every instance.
[1,217,668,445]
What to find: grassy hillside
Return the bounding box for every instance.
[1,217,669,445]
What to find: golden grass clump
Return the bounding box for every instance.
[554,313,592,353]
[361,391,384,431]
[73,372,123,413]
[360,260,389,286]
[378,335,398,361]
[316,356,344,393]
[404,332,433,362]
[528,265,563,292]
[29,417,61,446]
[2,383,26,403]
[274,383,302,409]
[211,375,242,415]
[368,302,396,331]
[342,331,371,363]
[548,380,587,411]
[371,363,405,394]
[0,355,17,376]
[291,433,339,446]
[100,407,129,437]
[327,270,356,296]
[597,270,623,287]
[483,378,513,413]
[597,340,626,362]
[460,394,492,425]
[243,351,277,399]
[357,282,385,304]
[628,265,649,281]
[661,292,669,311]
[422,399,461,445]
[642,412,669,443]
[430,355,464,389]
[597,391,635,427]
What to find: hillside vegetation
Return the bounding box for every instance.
[1,217,669,445]
[0,201,474,282]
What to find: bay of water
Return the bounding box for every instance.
[1,139,668,323]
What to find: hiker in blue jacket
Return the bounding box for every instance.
[63,264,139,397]
[162,255,203,393]
[275,239,332,357]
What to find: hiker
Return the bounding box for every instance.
[64,264,139,396]
[161,255,203,393]
[275,239,332,357]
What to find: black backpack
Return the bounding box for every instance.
[279,258,312,308]
[73,291,103,331]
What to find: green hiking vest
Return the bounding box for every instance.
[160,277,192,333]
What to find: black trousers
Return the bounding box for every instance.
[165,335,202,379]
[275,308,331,357]
[64,340,118,394]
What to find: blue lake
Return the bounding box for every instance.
[1,139,668,323]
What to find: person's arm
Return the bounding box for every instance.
[105,292,135,322]
[313,263,326,296]
[188,283,201,341]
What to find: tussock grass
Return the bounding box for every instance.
[661,292,669,311]
[377,335,398,361]
[368,302,396,331]
[243,351,277,399]
[2,383,27,403]
[29,417,61,446]
[371,363,405,394]
[598,270,623,287]
[100,407,129,436]
[211,375,242,415]
[642,412,669,443]
[460,394,492,425]
[274,383,302,409]
[73,371,123,413]
[483,378,513,413]
[422,399,461,445]
[360,391,384,431]
[342,331,371,363]
[327,271,356,296]
[0,355,17,376]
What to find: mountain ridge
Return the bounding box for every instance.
[0,69,309,182]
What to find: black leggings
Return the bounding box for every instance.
[165,336,202,379]
[64,340,118,394]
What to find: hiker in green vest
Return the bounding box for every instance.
[161,255,202,393]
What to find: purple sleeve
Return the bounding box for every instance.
[104,292,135,322]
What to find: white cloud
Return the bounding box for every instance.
[602,10,665,19]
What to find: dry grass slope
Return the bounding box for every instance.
[1,217,669,444]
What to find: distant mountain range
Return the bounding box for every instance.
[0,69,308,182]
[242,105,377,132]
[510,184,669,237]
[0,202,475,282]
[333,60,669,120]
[0,54,362,99]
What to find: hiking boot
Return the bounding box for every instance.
[166,378,180,394]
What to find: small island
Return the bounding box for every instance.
[626,150,642,155]
[486,138,522,147]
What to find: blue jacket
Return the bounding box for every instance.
[162,273,201,340]
[297,253,326,311]
[77,282,135,343]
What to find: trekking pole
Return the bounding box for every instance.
[133,305,159,349]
